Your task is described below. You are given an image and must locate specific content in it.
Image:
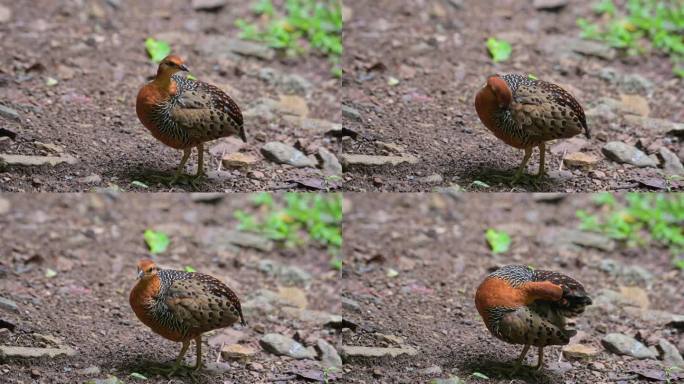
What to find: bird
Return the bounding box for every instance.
[474,265,592,370]
[474,74,589,183]
[129,259,245,374]
[136,55,245,184]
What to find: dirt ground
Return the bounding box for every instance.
[341,0,684,192]
[341,193,684,383]
[0,0,340,192]
[0,194,341,383]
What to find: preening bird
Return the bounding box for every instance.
[474,74,589,182]
[136,55,245,184]
[129,259,245,374]
[474,265,592,370]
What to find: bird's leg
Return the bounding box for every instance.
[193,335,203,370]
[515,344,531,367]
[148,340,190,377]
[536,142,547,178]
[164,148,192,186]
[174,340,191,369]
[511,147,533,183]
[533,346,544,370]
[194,143,205,179]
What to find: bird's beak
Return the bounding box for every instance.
[179,64,189,72]
[137,269,143,280]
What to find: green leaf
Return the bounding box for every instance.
[470,180,491,189]
[129,372,148,380]
[472,372,490,380]
[330,258,343,271]
[387,76,400,86]
[130,180,149,189]
[144,229,170,254]
[46,77,58,86]
[45,268,57,278]
[527,73,538,80]
[386,268,399,278]
[485,228,511,254]
[145,38,171,63]
[186,74,197,81]
[184,266,197,273]
[486,37,512,63]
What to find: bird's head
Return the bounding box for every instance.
[156,55,189,78]
[482,74,513,108]
[136,259,159,280]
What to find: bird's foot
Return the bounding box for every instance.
[147,362,190,378]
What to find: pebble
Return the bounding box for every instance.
[564,229,615,251]
[192,0,227,11]
[0,198,9,214]
[0,5,10,23]
[601,333,656,359]
[227,39,275,61]
[78,173,102,184]
[340,153,419,168]
[281,307,341,326]
[0,296,18,312]
[602,141,657,167]
[658,339,684,368]
[562,344,599,359]
[533,0,568,10]
[340,345,419,359]
[317,147,342,176]
[619,94,650,116]
[277,286,308,309]
[0,105,20,121]
[261,142,316,168]
[222,152,258,169]
[624,115,684,136]
[77,366,101,375]
[221,344,257,360]
[283,116,340,134]
[316,339,342,369]
[563,152,599,169]
[418,365,443,375]
[342,105,362,121]
[0,345,77,358]
[200,228,273,252]
[258,68,312,95]
[418,173,443,184]
[259,333,316,359]
[0,153,78,166]
[659,147,684,176]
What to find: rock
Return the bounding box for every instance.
[564,229,615,251]
[221,344,257,360]
[277,95,309,117]
[227,39,275,60]
[0,153,78,166]
[0,198,9,214]
[340,153,419,168]
[259,334,316,359]
[277,286,308,309]
[0,6,10,23]
[602,333,656,359]
[0,345,77,359]
[602,141,657,167]
[317,147,342,176]
[77,366,101,375]
[196,36,240,60]
[550,137,589,155]
[430,378,465,384]
[282,116,340,134]
[619,94,650,117]
[623,308,684,327]
[342,297,361,312]
[78,173,102,184]
[0,105,20,121]
[192,0,227,11]
[87,376,124,384]
[190,193,224,204]
[342,105,362,121]
[418,173,443,184]
[316,339,342,369]
[0,296,18,312]
[261,142,316,168]
[562,344,599,359]
[540,37,616,60]
[418,365,443,375]
[621,265,654,284]
[258,259,311,285]
[222,152,258,168]
[618,286,650,309]
[200,228,273,252]
[658,339,684,368]
[659,147,684,176]
[563,152,599,169]
[340,345,419,359]
[533,0,568,10]
[624,115,684,136]
[281,307,341,326]
[258,68,312,95]
[621,74,654,94]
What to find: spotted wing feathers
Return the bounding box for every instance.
[532,269,592,317]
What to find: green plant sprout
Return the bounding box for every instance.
[235,0,342,77]
[577,0,684,77]
[577,193,684,269]
[486,37,512,63]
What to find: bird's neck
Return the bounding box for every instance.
[130,275,161,305]
[152,72,178,95]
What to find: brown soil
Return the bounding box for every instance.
[0,1,340,192]
[0,194,340,383]
[341,0,684,192]
[341,193,684,383]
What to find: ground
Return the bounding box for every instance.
[341,0,684,192]
[0,194,341,383]
[341,193,684,383]
[0,0,340,192]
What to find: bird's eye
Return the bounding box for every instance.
[147,268,153,273]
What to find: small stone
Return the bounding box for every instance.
[248,170,265,180]
[658,339,684,368]
[281,307,341,326]
[0,104,20,122]
[77,366,101,375]
[342,297,360,312]
[418,173,443,184]
[278,265,312,285]
[222,152,258,168]
[261,142,316,168]
[227,39,275,60]
[563,152,599,169]
[619,94,650,116]
[618,286,650,309]
[658,147,684,176]
[0,198,9,214]
[259,333,316,359]
[340,153,419,168]
[0,345,77,359]
[602,141,657,167]
[342,105,362,121]
[602,333,657,359]
[0,153,78,166]
[221,344,257,360]
[0,5,11,23]
[533,0,568,10]
[277,95,309,117]
[317,147,342,175]
[0,297,18,312]
[562,344,599,360]
[418,365,443,375]
[192,0,227,11]
[78,173,102,184]
[282,116,340,134]
[277,286,308,309]
[316,339,342,369]
[565,229,615,251]
[624,115,684,136]
[340,345,419,359]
